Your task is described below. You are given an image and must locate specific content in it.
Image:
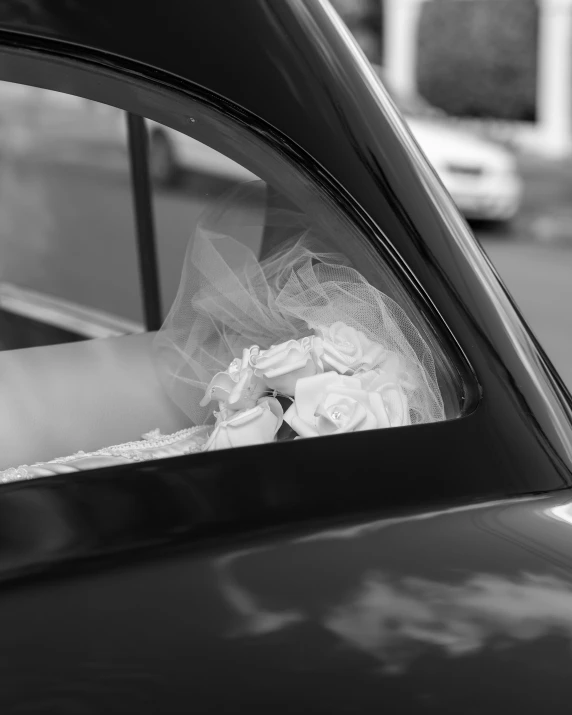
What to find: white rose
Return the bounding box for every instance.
[284,372,409,438]
[356,369,411,427]
[204,397,283,451]
[359,353,418,392]
[313,321,386,374]
[251,336,320,396]
[200,346,266,411]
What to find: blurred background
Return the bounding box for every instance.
[1,0,572,386]
[332,0,572,388]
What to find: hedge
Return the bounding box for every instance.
[417,0,538,121]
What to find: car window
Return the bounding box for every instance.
[0,82,467,482]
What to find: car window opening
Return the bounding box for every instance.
[0,86,464,482]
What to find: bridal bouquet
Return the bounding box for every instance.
[198,322,416,451]
[154,182,445,452]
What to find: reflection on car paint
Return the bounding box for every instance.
[215,556,572,677]
[549,501,572,525]
[210,493,572,679]
[216,548,305,637]
[0,487,75,572]
[325,570,572,675]
[294,495,547,543]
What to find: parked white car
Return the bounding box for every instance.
[407,116,523,223]
[374,66,523,224]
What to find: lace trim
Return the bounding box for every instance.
[0,426,207,484]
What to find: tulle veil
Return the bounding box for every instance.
[153,181,444,428]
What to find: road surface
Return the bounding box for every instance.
[479,232,572,390]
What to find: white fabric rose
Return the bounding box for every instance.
[204,397,283,451]
[360,352,418,392]
[200,346,266,411]
[251,336,320,396]
[284,372,410,438]
[313,321,387,374]
[357,369,411,426]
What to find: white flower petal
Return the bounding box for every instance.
[294,373,341,426]
[367,390,391,429]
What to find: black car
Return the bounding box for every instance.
[0,1,572,713]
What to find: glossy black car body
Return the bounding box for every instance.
[1,1,572,712]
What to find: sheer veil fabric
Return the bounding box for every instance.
[153,181,445,431]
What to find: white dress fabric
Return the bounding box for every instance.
[0,427,211,482]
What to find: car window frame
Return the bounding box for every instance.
[0,38,536,527]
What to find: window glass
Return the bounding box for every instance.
[145,124,258,317]
[0,82,142,347]
[0,82,464,482]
